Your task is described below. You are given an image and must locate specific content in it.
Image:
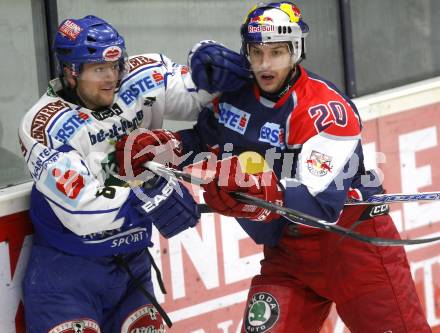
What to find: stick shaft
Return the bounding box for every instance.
[144,161,440,246]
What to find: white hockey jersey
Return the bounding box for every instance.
[18,53,211,255]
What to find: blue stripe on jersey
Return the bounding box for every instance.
[46,106,81,148]
[57,144,75,153]
[119,64,163,88]
[163,72,172,90]
[43,192,120,214]
[26,142,38,164]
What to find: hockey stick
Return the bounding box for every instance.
[143,162,440,205]
[144,161,440,246]
[345,192,440,205]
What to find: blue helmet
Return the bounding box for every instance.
[241,2,309,64]
[54,15,127,76]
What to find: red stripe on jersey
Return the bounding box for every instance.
[212,97,220,114]
[253,83,260,101]
[286,67,361,146]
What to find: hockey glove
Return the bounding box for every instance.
[188,40,251,93]
[137,176,200,238]
[116,129,182,177]
[191,156,284,222]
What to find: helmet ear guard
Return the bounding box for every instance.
[240,2,309,65]
[54,15,127,78]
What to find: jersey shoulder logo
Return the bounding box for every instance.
[306,150,333,176]
[128,55,158,72]
[31,100,71,145]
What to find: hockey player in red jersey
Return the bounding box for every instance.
[116,2,431,332]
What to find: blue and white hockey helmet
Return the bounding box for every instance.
[54,15,127,76]
[241,2,309,65]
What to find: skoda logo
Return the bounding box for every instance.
[244,292,280,332]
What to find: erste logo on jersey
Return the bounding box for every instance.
[52,168,85,199]
[244,292,280,333]
[306,150,333,176]
[218,103,250,135]
[45,158,90,204]
[51,111,92,144]
[119,71,164,106]
[259,122,285,148]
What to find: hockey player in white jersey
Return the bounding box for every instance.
[18,15,248,333]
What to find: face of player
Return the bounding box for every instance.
[71,61,120,110]
[248,42,294,94]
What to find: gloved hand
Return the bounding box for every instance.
[116,129,182,177]
[190,156,284,222]
[188,40,251,94]
[136,176,200,238]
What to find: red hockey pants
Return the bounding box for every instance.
[241,205,431,333]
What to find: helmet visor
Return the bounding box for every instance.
[74,51,128,82]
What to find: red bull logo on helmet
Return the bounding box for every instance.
[248,24,275,33]
[250,15,274,24]
[279,3,302,23]
[58,20,83,41]
[103,46,122,62]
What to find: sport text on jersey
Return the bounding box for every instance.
[82,227,149,249]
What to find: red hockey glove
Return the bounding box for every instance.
[116,129,182,176]
[192,156,284,222]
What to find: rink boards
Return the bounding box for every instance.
[1,77,440,332]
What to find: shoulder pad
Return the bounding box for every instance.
[30,99,71,146]
[127,54,161,73]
